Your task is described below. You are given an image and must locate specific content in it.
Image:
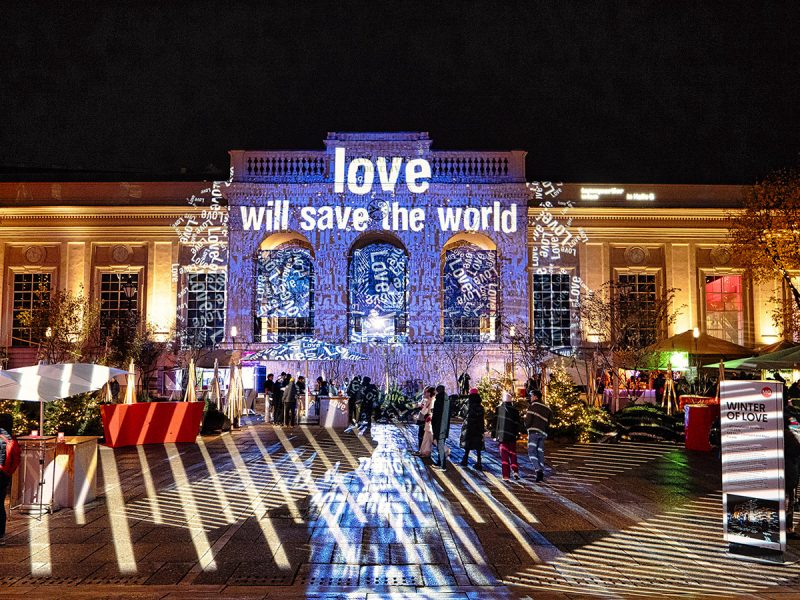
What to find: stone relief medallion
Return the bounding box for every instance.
[24,245,45,264]
[625,246,648,265]
[111,244,132,264]
[710,246,732,266]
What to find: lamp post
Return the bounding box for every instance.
[509,325,517,392]
[230,325,238,349]
[693,327,700,394]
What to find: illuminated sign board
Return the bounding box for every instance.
[720,380,786,554]
[580,187,655,201]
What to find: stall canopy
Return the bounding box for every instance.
[245,337,367,362]
[707,345,800,370]
[0,363,127,434]
[651,330,752,357]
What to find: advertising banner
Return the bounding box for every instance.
[720,380,785,554]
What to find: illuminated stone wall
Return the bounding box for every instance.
[224,133,529,384]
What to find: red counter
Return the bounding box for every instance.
[100,401,204,448]
[684,404,715,452]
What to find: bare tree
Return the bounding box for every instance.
[579,280,682,408]
[439,339,485,394]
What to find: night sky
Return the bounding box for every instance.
[2,1,799,183]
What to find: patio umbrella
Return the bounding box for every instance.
[1,363,126,435]
[705,345,800,370]
[183,357,197,402]
[209,358,222,410]
[757,339,800,354]
[123,359,136,404]
[226,359,245,427]
[651,330,752,357]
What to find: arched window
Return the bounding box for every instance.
[255,235,314,342]
[349,238,408,343]
[442,234,499,342]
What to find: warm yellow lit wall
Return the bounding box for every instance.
[665,243,696,335]
[65,242,87,293]
[146,241,176,339]
[753,278,782,344]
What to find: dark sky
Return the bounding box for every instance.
[2,1,799,183]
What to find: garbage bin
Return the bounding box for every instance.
[685,404,714,451]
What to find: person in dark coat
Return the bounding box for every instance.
[458,373,471,396]
[359,377,379,434]
[784,403,800,538]
[346,376,362,428]
[459,389,485,470]
[432,385,451,471]
[495,390,522,480]
[653,372,666,406]
[524,389,552,482]
[272,372,286,425]
[282,376,297,426]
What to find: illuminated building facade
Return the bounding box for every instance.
[0,133,781,383]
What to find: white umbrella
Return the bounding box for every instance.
[225,361,245,428]
[183,357,197,402]
[1,363,127,435]
[123,359,136,404]
[209,358,222,410]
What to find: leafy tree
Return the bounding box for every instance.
[729,168,800,334]
[547,362,612,443]
[17,285,101,364]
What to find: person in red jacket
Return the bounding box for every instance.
[0,413,21,546]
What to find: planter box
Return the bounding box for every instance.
[100,401,204,448]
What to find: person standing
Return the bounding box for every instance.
[273,372,286,425]
[359,377,379,434]
[264,373,275,422]
[432,385,451,470]
[282,375,297,427]
[495,389,522,480]
[458,373,471,396]
[784,402,800,538]
[346,376,362,428]
[0,414,21,546]
[459,389,485,470]
[524,389,552,482]
[416,386,435,457]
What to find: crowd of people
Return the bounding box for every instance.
[408,381,553,481]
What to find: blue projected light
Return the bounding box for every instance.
[256,248,313,318]
[443,245,497,319]
[349,243,407,341]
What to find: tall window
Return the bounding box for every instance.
[100,273,139,340]
[349,241,408,343]
[705,274,743,344]
[255,246,314,342]
[533,273,571,348]
[185,272,226,348]
[11,272,51,347]
[617,273,657,347]
[443,244,498,342]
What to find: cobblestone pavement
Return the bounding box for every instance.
[1,421,800,599]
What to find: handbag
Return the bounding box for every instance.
[459,425,468,448]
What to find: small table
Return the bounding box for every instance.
[604,389,657,410]
[54,436,99,508]
[319,395,349,428]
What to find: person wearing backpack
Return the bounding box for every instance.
[0,413,21,546]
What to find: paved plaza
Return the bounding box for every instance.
[1,422,800,599]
